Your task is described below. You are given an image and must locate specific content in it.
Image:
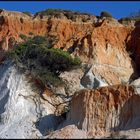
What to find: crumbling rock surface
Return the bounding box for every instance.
[0,9,140,139]
[50,84,140,138]
[0,9,135,85]
[0,61,64,138]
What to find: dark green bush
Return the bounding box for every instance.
[118,16,140,24]
[35,9,92,22]
[9,36,81,86]
[19,34,27,40]
[129,10,140,20]
[29,32,34,35]
[120,17,131,21]
[100,11,113,18]
[36,9,59,16]
[132,17,140,21]
[26,35,57,48]
[0,9,3,13]
[119,10,140,23]
[23,11,32,17]
[118,17,132,25]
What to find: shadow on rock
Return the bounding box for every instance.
[126,21,140,82]
[35,114,65,136]
[114,94,140,131]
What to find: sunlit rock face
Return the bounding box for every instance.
[0,9,135,86]
[0,61,62,138]
[67,85,135,135]
[48,85,140,139]
[0,9,140,139]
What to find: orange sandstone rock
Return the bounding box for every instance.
[0,10,136,84]
[67,85,137,137]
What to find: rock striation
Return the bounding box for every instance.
[0,9,135,85]
[49,84,140,138]
[0,9,140,139]
[0,61,63,138]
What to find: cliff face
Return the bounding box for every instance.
[1,11,131,64]
[0,60,65,138]
[48,84,140,139]
[127,21,140,74]
[67,85,136,136]
[0,9,140,139]
[0,10,48,50]
[0,10,135,85]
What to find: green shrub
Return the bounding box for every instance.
[29,32,34,35]
[25,35,57,49]
[21,45,81,74]
[36,9,59,16]
[119,10,140,23]
[0,9,3,13]
[119,16,140,24]
[132,17,140,21]
[9,36,81,86]
[118,17,132,25]
[19,34,27,40]
[129,10,140,21]
[35,9,92,22]
[100,11,113,18]
[119,17,131,21]
[32,68,64,86]
[44,9,57,15]
[23,11,32,17]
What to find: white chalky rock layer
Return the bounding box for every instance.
[0,61,56,138]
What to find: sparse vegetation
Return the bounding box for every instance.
[37,9,59,16]
[100,11,113,18]
[29,32,34,36]
[131,17,140,22]
[22,11,32,17]
[36,8,91,17]
[0,9,3,13]
[119,17,131,22]
[19,34,27,40]
[9,35,81,87]
[129,10,140,21]
[119,10,140,24]
[118,17,132,25]
[35,8,92,22]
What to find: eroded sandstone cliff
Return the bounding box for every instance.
[0,9,140,139]
[47,84,140,139]
[0,9,136,85]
